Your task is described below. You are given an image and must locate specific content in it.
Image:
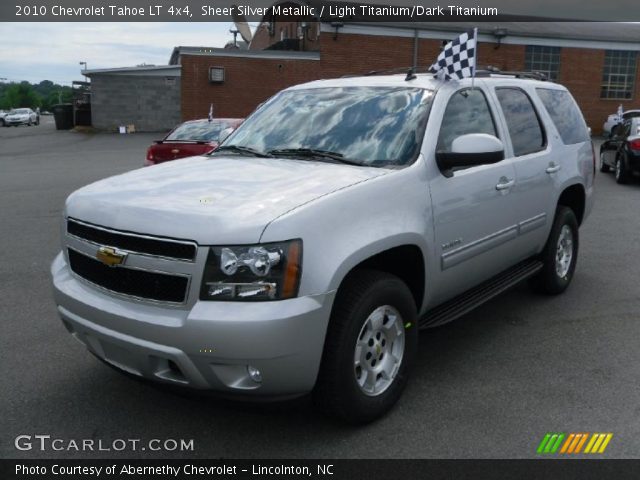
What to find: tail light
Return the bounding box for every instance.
[630,139,640,152]
[145,147,155,166]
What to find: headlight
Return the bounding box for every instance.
[200,239,302,301]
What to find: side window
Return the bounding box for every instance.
[495,88,546,156]
[536,88,589,145]
[437,88,497,153]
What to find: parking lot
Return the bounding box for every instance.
[2,117,640,459]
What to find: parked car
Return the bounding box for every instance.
[145,118,243,166]
[602,109,640,135]
[3,108,38,126]
[52,73,594,423]
[600,116,640,183]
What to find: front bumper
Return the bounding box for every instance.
[5,118,29,125]
[51,252,335,397]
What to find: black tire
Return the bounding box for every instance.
[599,152,610,173]
[313,269,418,424]
[615,154,631,184]
[529,206,579,295]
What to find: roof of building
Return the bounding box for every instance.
[83,65,181,77]
[169,46,320,64]
[366,22,640,44]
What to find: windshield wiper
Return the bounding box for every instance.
[214,144,272,158]
[268,148,362,166]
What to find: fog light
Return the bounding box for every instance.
[247,365,262,383]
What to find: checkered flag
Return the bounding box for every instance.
[429,28,478,81]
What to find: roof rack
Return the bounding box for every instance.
[340,65,549,82]
[477,66,549,81]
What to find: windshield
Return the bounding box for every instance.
[10,109,29,115]
[166,121,232,142]
[220,86,433,167]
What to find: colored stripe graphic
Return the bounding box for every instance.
[539,433,613,454]
[585,433,613,454]
[537,433,565,454]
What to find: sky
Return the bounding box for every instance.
[0,23,246,85]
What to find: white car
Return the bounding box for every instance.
[603,109,640,135]
[3,108,38,126]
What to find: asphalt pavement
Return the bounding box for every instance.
[1,118,640,459]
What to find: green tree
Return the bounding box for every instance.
[0,82,42,110]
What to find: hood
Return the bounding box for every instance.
[66,156,388,244]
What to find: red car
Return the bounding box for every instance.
[145,118,243,166]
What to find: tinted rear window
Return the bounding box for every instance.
[496,88,545,156]
[166,121,230,142]
[536,88,589,145]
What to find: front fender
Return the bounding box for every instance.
[259,162,435,302]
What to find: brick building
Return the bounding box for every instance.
[170,17,640,135]
[84,2,640,133]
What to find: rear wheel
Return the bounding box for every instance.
[615,155,631,184]
[529,206,579,295]
[313,270,418,424]
[599,152,610,173]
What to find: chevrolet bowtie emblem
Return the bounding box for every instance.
[96,246,127,267]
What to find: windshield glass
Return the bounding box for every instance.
[10,109,29,115]
[220,86,433,167]
[166,121,232,142]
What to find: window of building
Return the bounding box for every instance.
[495,88,546,157]
[601,50,637,100]
[524,46,561,81]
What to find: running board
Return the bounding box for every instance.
[419,259,543,329]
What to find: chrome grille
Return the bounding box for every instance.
[67,249,189,303]
[67,218,197,261]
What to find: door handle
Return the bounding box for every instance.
[495,178,515,191]
[546,163,561,174]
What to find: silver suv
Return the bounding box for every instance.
[51,73,594,423]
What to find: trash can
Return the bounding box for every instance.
[52,104,74,130]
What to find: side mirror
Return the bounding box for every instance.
[218,127,234,144]
[436,133,504,177]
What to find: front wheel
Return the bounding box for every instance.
[529,206,579,295]
[313,270,418,424]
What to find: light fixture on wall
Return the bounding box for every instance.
[209,67,225,84]
[492,28,507,49]
[331,22,344,41]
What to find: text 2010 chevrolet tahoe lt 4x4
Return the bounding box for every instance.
[52,73,594,423]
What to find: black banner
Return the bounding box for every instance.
[2,0,640,22]
[3,459,640,480]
